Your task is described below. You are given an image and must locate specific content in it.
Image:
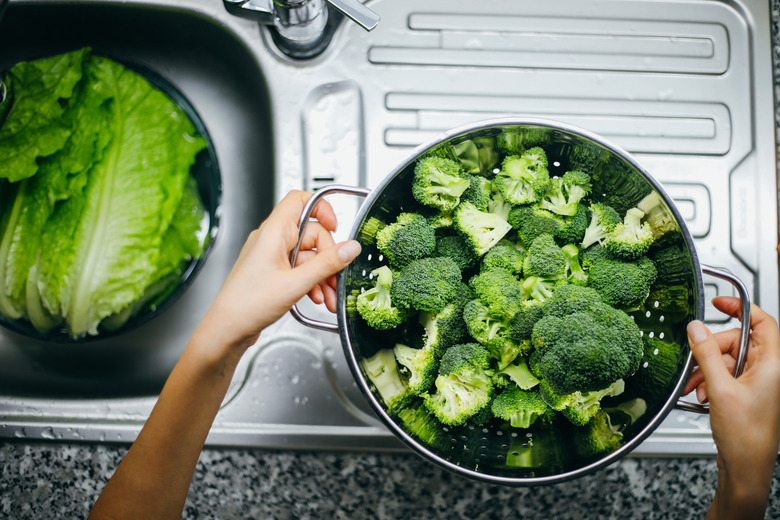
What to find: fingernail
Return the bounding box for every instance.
[338,241,361,263]
[696,386,707,404]
[687,320,708,344]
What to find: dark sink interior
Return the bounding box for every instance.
[0,3,275,398]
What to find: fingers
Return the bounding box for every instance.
[286,240,361,303]
[687,320,734,391]
[270,190,338,233]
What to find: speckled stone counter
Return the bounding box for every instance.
[4,0,780,518]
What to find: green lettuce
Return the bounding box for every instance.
[0,49,208,338]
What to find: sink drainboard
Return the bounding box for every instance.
[1,0,777,456]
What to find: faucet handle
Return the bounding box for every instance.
[326,0,380,31]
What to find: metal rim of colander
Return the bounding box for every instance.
[337,116,705,486]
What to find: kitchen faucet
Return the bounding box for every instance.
[224,0,379,58]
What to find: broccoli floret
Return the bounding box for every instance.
[452,137,499,176]
[538,171,592,217]
[586,255,657,309]
[461,175,492,211]
[555,203,590,246]
[604,397,648,431]
[580,202,621,249]
[508,206,565,249]
[412,156,470,212]
[581,242,611,271]
[358,216,385,245]
[493,147,551,205]
[391,257,462,312]
[356,266,408,330]
[508,299,545,341]
[462,299,518,356]
[393,343,438,396]
[481,243,525,276]
[491,386,549,428]
[540,284,603,317]
[637,191,677,239]
[496,128,551,154]
[424,343,494,426]
[397,402,450,451]
[532,302,643,394]
[426,210,454,232]
[521,276,563,303]
[625,336,681,405]
[539,379,626,426]
[559,142,611,173]
[418,283,473,355]
[523,234,565,279]
[453,201,513,257]
[572,410,623,457]
[345,289,359,318]
[650,245,693,284]
[433,234,478,271]
[376,212,436,268]
[486,187,513,221]
[561,243,588,286]
[589,159,653,215]
[361,349,412,415]
[603,208,654,260]
[469,267,525,319]
[494,357,541,390]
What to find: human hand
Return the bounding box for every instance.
[196,190,361,353]
[683,296,780,519]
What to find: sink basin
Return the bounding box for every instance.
[0,0,777,456]
[0,2,275,397]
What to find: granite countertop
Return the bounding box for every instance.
[3,2,780,519]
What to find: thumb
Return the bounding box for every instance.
[687,320,732,390]
[288,240,361,296]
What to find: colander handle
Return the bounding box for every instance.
[675,265,751,414]
[289,185,371,334]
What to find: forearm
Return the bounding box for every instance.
[706,459,774,520]
[89,324,248,520]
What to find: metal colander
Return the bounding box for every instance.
[291,118,750,485]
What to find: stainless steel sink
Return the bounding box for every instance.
[1,0,777,455]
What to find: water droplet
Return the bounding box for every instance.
[40,427,55,440]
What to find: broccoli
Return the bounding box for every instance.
[523,234,565,279]
[572,410,623,457]
[532,302,643,394]
[603,208,654,260]
[357,216,385,245]
[433,234,478,271]
[375,212,436,268]
[452,137,499,176]
[393,343,438,396]
[494,357,541,390]
[605,397,648,430]
[424,343,495,426]
[559,142,610,173]
[481,243,525,276]
[637,191,677,239]
[625,336,681,405]
[540,284,603,317]
[453,201,513,256]
[356,266,408,330]
[426,210,454,232]
[361,349,412,415]
[538,171,592,217]
[650,245,693,284]
[391,256,462,312]
[586,255,657,309]
[646,283,691,317]
[521,276,563,303]
[491,386,549,428]
[417,283,473,354]
[462,298,517,356]
[493,147,551,205]
[555,203,590,246]
[412,156,470,211]
[461,175,492,211]
[508,299,545,341]
[468,267,525,319]
[580,202,621,249]
[345,289,359,318]
[508,206,564,249]
[496,128,551,155]
[561,243,587,286]
[589,158,653,215]
[396,402,451,451]
[486,187,513,221]
[539,378,626,426]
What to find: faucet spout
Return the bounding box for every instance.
[224,0,379,58]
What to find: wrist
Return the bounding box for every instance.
[711,465,772,520]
